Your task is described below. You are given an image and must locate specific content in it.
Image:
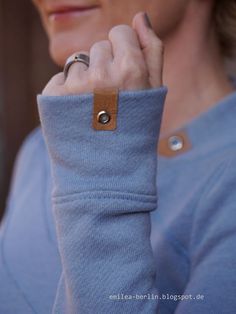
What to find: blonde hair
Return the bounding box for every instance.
[214,0,236,58]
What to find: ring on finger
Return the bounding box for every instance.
[63,53,90,78]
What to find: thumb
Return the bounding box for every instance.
[132,12,164,87]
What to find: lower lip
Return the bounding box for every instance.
[48,7,100,22]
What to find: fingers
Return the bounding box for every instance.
[89,40,113,88]
[108,24,149,89]
[132,12,164,87]
[90,40,113,67]
[66,41,113,88]
[42,11,163,96]
[108,24,143,61]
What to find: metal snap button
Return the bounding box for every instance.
[97,110,111,124]
[168,135,184,151]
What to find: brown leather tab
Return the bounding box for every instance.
[158,130,192,157]
[93,87,119,131]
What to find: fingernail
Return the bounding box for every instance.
[143,12,153,29]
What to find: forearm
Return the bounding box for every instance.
[38,87,167,313]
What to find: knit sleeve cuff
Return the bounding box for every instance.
[37,87,167,198]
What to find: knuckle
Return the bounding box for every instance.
[108,24,133,39]
[90,42,100,52]
[42,85,52,96]
[50,73,62,84]
[98,39,111,47]
[91,40,106,51]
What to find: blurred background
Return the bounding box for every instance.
[0,0,59,221]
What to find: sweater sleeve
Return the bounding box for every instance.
[37,87,167,314]
[175,156,236,314]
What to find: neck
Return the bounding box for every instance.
[160,2,234,137]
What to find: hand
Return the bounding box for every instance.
[42,12,164,96]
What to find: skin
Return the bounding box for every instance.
[33,0,234,136]
[33,0,189,66]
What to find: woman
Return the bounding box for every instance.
[0,0,236,313]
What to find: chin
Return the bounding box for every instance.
[49,27,109,66]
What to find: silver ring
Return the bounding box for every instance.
[63,53,90,78]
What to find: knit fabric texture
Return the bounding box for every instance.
[0,87,236,313]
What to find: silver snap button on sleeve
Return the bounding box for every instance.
[97,110,111,124]
[168,135,184,151]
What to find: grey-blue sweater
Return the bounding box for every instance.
[0,86,236,314]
